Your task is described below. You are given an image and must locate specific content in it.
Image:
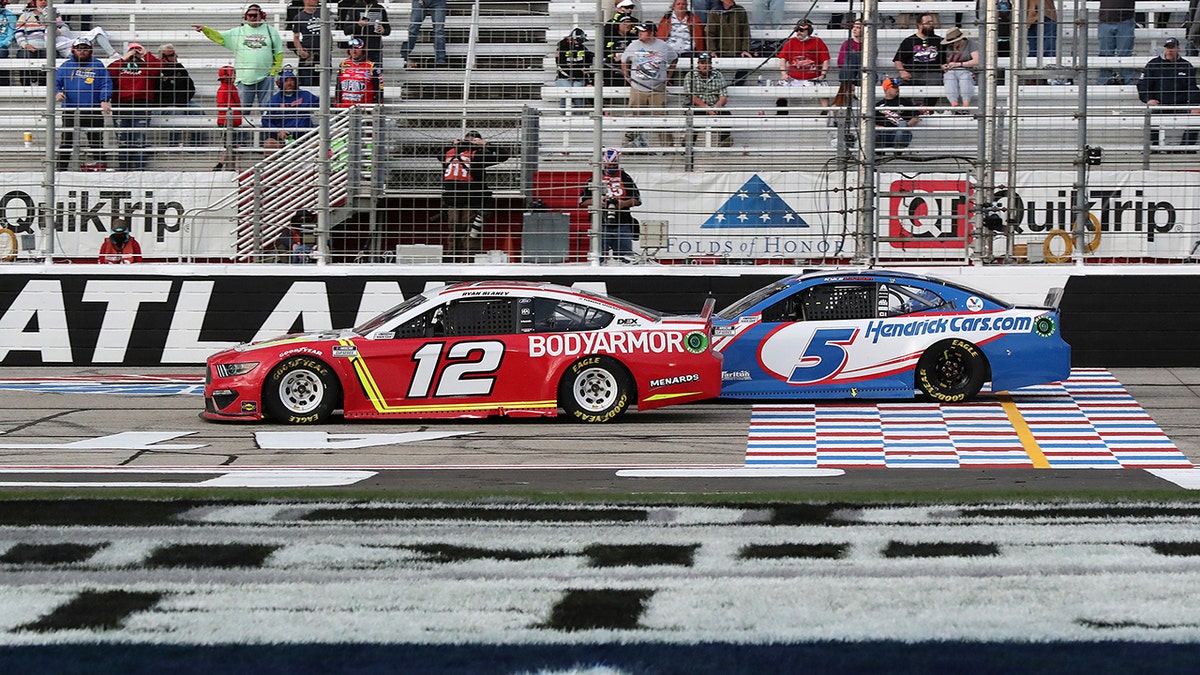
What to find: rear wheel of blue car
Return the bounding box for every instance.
[264,357,341,424]
[559,356,631,423]
[916,339,986,403]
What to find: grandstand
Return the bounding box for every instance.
[1,0,1198,265]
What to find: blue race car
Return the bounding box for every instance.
[712,270,1070,402]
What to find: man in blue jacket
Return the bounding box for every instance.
[1137,37,1200,147]
[54,37,112,171]
[261,67,318,149]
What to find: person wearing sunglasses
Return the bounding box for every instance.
[193,4,284,110]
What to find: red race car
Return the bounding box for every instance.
[203,280,723,423]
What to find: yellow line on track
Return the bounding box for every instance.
[998,393,1050,469]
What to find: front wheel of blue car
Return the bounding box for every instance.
[915,339,986,403]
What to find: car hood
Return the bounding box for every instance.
[232,328,358,353]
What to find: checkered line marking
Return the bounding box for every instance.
[745,369,1191,469]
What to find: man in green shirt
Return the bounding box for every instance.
[193,3,283,110]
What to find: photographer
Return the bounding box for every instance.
[440,130,512,262]
[578,147,641,263]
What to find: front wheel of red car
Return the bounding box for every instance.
[559,356,632,423]
[915,339,987,403]
[263,357,341,424]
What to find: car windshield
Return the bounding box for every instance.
[353,294,428,334]
[716,279,791,320]
[573,287,664,319]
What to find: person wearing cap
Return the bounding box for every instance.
[54,36,112,171]
[336,38,382,107]
[340,0,393,68]
[603,14,639,88]
[622,22,679,146]
[440,131,513,262]
[262,66,318,149]
[1137,37,1200,148]
[98,216,143,264]
[940,28,979,111]
[875,77,920,150]
[684,51,731,146]
[107,40,160,171]
[613,0,637,21]
[193,5,284,110]
[578,147,641,263]
[892,12,942,108]
[657,0,705,59]
[555,28,594,114]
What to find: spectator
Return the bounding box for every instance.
[440,130,512,262]
[194,4,284,110]
[289,0,322,87]
[54,36,111,171]
[0,0,16,87]
[691,0,714,24]
[1137,37,1200,147]
[657,0,705,58]
[155,44,198,147]
[753,0,784,29]
[15,0,61,84]
[554,27,593,114]
[602,14,638,88]
[98,216,142,263]
[875,76,920,149]
[778,19,830,105]
[705,0,751,84]
[1027,0,1058,59]
[1188,0,1200,56]
[578,147,641,263]
[941,28,979,111]
[213,65,243,171]
[683,51,731,146]
[275,209,315,263]
[341,0,391,68]
[262,66,319,149]
[893,12,942,107]
[398,0,442,68]
[1097,0,1136,85]
[108,41,160,171]
[837,17,862,86]
[62,0,90,31]
[336,37,382,107]
[613,0,637,22]
[622,22,678,146]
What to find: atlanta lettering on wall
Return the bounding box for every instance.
[0,274,771,366]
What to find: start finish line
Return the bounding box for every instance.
[745,369,1192,470]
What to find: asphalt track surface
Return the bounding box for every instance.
[0,366,1197,496]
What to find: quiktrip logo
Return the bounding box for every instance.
[887,180,972,249]
[700,175,809,229]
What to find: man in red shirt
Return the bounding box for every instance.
[336,37,381,107]
[778,20,830,84]
[108,41,160,171]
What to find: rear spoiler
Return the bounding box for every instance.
[1044,287,1064,309]
[700,296,716,320]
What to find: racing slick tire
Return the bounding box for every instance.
[263,356,341,424]
[915,338,987,403]
[558,355,632,423]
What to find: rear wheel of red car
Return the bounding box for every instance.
[915,339,987,403]
[559,356,632,423]
[263,357,341,424]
